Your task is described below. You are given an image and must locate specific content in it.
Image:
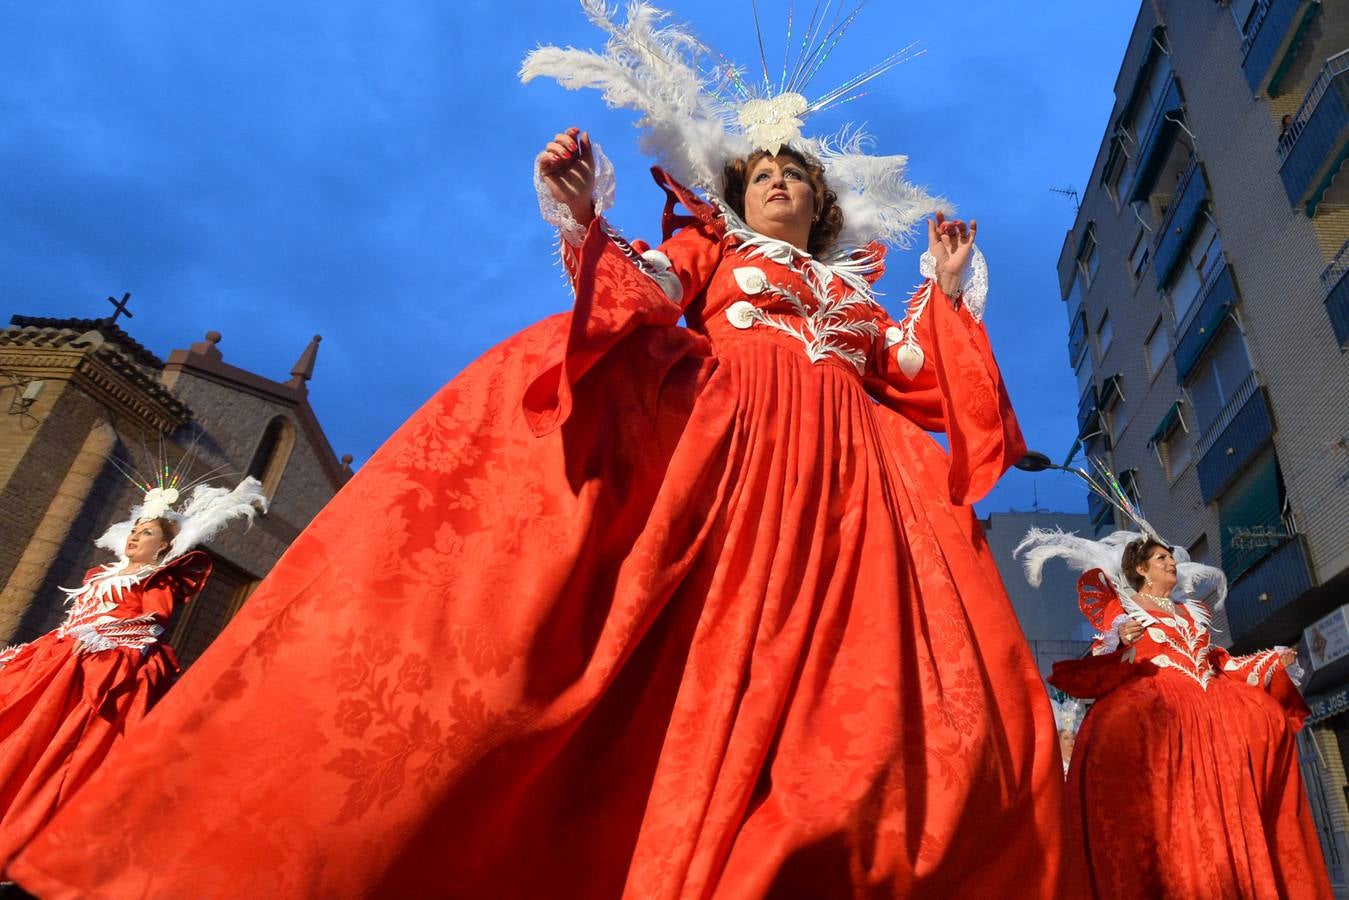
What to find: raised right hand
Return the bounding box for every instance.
[538,127,596,229]
[1117,620,1145,647]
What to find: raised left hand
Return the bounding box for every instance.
[926,211,977,302]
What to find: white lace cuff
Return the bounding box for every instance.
[534,141,616,248]
[1275,646,1305,687]
[1094,613,1134,655]
[920,245,988,322]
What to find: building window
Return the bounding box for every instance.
[169,557,259,669]
[1169,218,1223,326]
[1162,421,1191,478]
[1079,227,1101,286]
[1075,347,1094,397]
[1103,138,1131,205]
[1120,468,1142,509]
[1144,319,1169,377]
[1129,229,1151,280]
[1101,375,1128,444]
[1186,325,1253,434]
[1188,534,1211,566]
[1065,273,1084,323]
[1096,310,1114,360]
[246,415,296,502]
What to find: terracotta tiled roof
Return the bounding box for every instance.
[2,316,191,422]
[8,316,165,369]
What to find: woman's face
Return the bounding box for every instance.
[742,155,816,247]
[1136,546,1178,595]
[124,519,170,565]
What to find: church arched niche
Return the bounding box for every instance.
[246,415,296,502]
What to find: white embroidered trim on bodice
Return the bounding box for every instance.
[0,565,169,670]
[715,204,887,376]
[1145,606,1215,691]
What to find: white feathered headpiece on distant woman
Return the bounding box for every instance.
[99,439,268,567]
[520,0,947,251]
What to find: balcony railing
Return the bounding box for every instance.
[1278,50,1349,216]
[1224,536,1314,642]
[1322,237,1349,347]
[1196,370,1260,459]
[1153,156,1208,287]
[1174,258,1237,381]
[1242,0,1322,97]
[1196,373,1275,502]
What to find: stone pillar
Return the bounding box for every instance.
[0,420,116,641]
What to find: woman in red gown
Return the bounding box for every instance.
[1045,536,1330,898]
[0,517,211,868]
[10,123,1064,896]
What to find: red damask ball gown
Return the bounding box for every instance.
[1051,569,1331,899]
[0,551,211,868]
[11,173,1064,897]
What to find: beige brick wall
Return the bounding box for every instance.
[1063,1,1349,601]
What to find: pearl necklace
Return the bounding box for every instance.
[1137,591,1176,614]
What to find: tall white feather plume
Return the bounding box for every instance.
[521,1,739,192]
[1014,528,1134,592]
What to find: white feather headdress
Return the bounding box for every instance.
[1015,528,1228,609]
[97,478,268,567]
[521,0,946,251]
[99,435,268,567]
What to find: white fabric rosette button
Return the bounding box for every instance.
[726,300,759,330]
[885,325,925,379]
[732,266,770,295]
[640,249,684,302]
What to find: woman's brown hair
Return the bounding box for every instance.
[1122,537,1169,591]
[722,148,844,256]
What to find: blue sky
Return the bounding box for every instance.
[2,0,1140,516]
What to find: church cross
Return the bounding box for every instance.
[106,292,133,324]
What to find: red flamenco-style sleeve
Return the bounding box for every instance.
[523,168,725,436]
[1047,570,1150,700]
[866,279,1026,506]
[137,550,213,621]
[1212,646,1311,726]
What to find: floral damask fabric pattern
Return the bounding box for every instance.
[1050,585,1331,899]
[13,173,1064,899]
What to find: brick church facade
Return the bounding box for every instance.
[0,311,351,666]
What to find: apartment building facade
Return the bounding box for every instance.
[1057,0,1349,886]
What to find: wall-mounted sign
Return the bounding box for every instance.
[1305,605,1349,672]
